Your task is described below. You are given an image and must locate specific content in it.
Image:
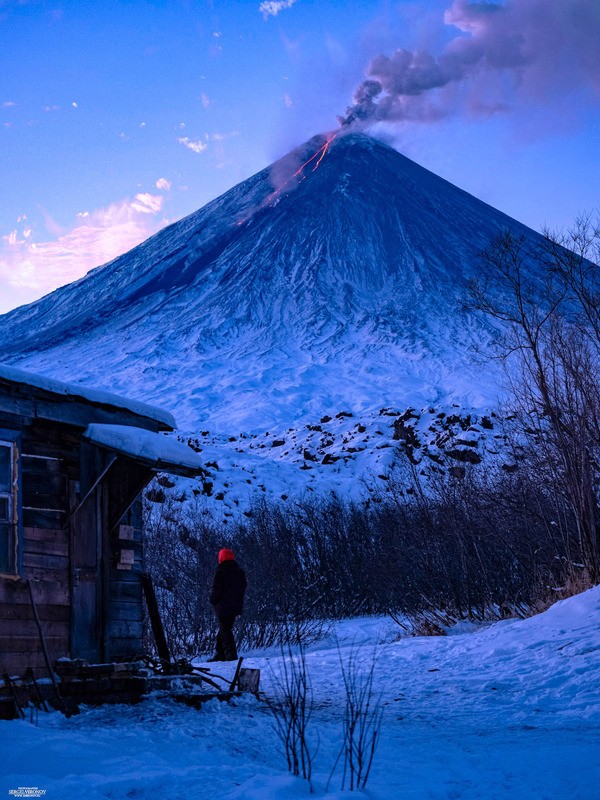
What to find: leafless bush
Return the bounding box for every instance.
[143,454,586,661]
[144,494,331,659]
[525,568,594,617]
[328,646,383,792]
[468,219,600,581]
[267,641,316,791]
[390,608,456,637]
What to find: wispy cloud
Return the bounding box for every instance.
[178,136,208,153]
[155,177,172,191]
[210,131,239,142]
[0,193,167,309]
[260,0,297,20]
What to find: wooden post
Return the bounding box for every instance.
[141,573,171,670]
[2,674,25,719]
[26,579,65,712]
[25,667,49,712]
[62,455,117,531]
[228,657,244,692]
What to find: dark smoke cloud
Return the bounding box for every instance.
[339,0,600,127]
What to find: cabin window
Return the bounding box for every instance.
[0,441,16,574]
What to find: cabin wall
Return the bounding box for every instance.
[106,498,144,661]
[0,402,156,675]
[0,420,74,675]
[104,460,151,662]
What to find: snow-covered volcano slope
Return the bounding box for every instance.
[0,133,538,432]
[2,588,599,799]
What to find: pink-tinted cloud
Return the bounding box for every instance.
[0,193,167,309]
[340,0,600,127]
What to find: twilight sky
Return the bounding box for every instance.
[1,0,599,314]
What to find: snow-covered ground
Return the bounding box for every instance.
[1,588,599,800]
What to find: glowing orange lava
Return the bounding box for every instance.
[237,130,339,226]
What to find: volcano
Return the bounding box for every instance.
[0,132,537,431]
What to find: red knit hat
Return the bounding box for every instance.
[218,548,235,563]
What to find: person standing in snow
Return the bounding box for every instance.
[208,548,247,661]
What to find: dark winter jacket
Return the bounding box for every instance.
[210,560,247,618]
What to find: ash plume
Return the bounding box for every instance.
[339,0,600,128]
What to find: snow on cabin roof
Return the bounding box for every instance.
[0,363,176,429]
[83,424,205,477]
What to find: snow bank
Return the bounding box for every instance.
[1,588,598,799]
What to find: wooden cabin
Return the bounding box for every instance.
[0,365,203,677]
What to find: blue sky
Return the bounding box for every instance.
[1,0,599,313]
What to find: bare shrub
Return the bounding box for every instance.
[143,457,586,661]
[267,641,316,791]
[468,220,600,581]
[390,608,455,637]
[328,645,383,792]
[525,568,593,617]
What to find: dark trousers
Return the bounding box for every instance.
[215,614,238,661]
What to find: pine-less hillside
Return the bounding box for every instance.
[0,133,539,431]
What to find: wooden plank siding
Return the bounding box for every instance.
[104,462,149,661]
[0,598,69,674]
[1,425,73,674]
[70,442,103,662]
[1,431,74,675]
[0,377,182,677]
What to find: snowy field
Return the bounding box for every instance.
[1,588,599,800]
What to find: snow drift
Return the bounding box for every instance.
[1,586,598,798]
